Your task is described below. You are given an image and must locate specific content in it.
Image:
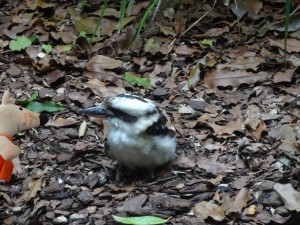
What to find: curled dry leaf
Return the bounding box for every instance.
[78,120,87,138]
[45,118,79,128]
[74,36,93,56]
[187,64,200,90]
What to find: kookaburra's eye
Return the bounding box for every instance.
[19,107,23,111]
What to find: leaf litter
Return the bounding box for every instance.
[0,1,299,225]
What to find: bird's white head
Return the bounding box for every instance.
[79,94,169,135]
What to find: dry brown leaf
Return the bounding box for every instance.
[35,0,55,8]
[273,69,295,83]
[50,31,74,44]
[86,55,123,71]
[274,183,300,211]
[241,211,288,224]
[223,187,248,215]
[197,159,227,175]
[75,18,97,34]
[78,120,87,138]
[193,27,229,39]
[175,11,186,34]
[68,91,88,103]
[175,45,199,55]
[252,120,267,140]
[83,70,122,85]
[187,64,200,90]
[45,68,65,85]
[160,25,176,36]
[204,70,269,89]
[3,24,27,39]
[23,178,43,201]
[74,36,93,57]
[269,38,300,53]
[205,119,243,135]
[193,201,225,221]
[45,118,79,128]
[244,104,260,130]
[242,0,263,14]
[217,56,263,71]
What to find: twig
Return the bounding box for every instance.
[151,0,161,22]
[141,175,178,186]
[180,9,212,37]
[85,158,116,172]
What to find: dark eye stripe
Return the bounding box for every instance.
[108,106,137,123]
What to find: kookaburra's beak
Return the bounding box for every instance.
[79,106,114,117]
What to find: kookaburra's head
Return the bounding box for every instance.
[79,94,171,136]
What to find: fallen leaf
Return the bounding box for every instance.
[274,183,300,211]
[175,45,199,55]
[86,55,123,71]
[244,105,260,130]
[223,187,248,214]
[124,72,152,89]
[175,11,186,34]
[217,56,263,71]
[193,201,225,221]
[75,18,97,34]
[45,118,79,127]
[45,68,65,85]
[23,178,43,201]
[9,35,31,51]
[204,70,269,89]
[187,64,201,90]
[197,159,227,175]
[269,38,300,53]
[205,119,243,135]
[273,69,295,83]
[112,215,170,225]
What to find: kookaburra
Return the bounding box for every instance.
[79,94,176,181]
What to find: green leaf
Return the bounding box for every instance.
[131,0,158,46]
[79,31,87,37]
[9,36,32,51]
[29,35,39,43]
[25,101,65,113]
[118,0,126,33]
[42,44,52,54]
[17,93,39,105]
[200,39,213,47]
[61,44,73,52]
[124,72,152,89]
[112,215,171,225]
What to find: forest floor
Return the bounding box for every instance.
[0,0,300,225]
